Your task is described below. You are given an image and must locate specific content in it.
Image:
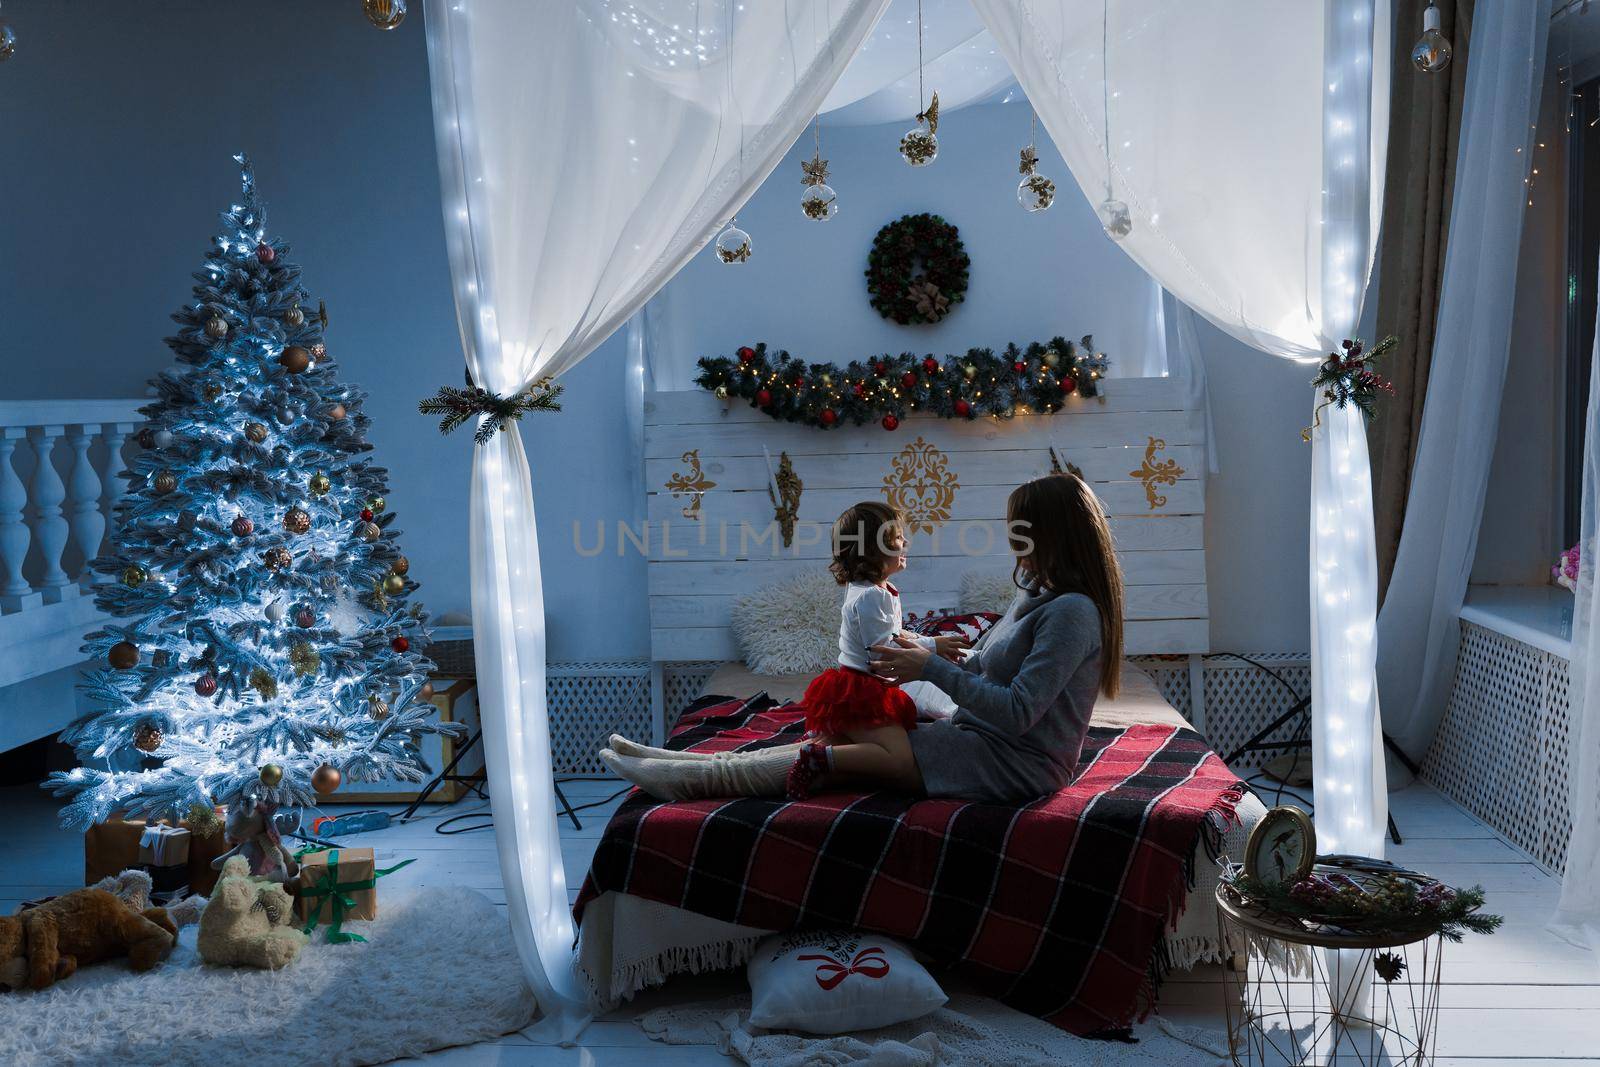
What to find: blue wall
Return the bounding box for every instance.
[2,2,1314,660]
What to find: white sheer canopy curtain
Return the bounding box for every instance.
[423,0,891,1039]
[973,0,1391,858]
[1556,263,1600,950]
[1375,1,1551,771]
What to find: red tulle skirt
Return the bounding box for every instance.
[801,666,917,736]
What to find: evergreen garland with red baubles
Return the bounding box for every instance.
[696,336,1108,430]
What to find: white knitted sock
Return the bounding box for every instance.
[600,747,795,801]
[609,734,804,763]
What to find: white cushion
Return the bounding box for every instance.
[747,931,947,1034]
[730,571,844,675]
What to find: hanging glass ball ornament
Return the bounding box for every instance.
[1017,145,1057,213]
[0,20,17,62]
[799,154,837,222]
[900,92,941,168]
[363,0,407,31]
[1097,197,1133,240]
[714,221,752,264]
[1412,2,1452,73]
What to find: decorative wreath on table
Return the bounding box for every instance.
[866,213,969,326]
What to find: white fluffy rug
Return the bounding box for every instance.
[0,887,535,1067]
[641,993,1230,1066]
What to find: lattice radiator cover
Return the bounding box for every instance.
[1130,654,1311,772]
[1424,621,1572,874]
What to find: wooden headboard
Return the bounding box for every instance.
[643,376,1209,671]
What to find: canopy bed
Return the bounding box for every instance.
[421,0,1395,1039]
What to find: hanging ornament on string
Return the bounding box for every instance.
[1017,115,1056,213]
[800,117,838,221]
[1411,1,1451,73]
[1097,0,1131,239]
[899,0,939,167]
[363,0,406,31]
[714,218,752,264]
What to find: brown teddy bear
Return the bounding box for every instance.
[0,887,177,991]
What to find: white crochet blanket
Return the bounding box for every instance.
[577,791,1264,1010]
[637,993,1231,1067]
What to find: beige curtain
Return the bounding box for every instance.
[1371,0,1474,601]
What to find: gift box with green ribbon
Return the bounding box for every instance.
[294,846,413,943]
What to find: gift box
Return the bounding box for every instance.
[294,847,413,942]
[86,810,228,896]
[138,824,192,895]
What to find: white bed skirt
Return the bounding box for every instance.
[576,791,1266,1010]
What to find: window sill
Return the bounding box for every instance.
[1459,585,1573,660]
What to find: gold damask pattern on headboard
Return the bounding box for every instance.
[881,436,960,535]
[1129,436,1185,510]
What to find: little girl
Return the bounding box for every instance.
[787,501,969,795]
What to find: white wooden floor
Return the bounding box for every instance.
[4,779,1597,1065]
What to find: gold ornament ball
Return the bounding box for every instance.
[366,495,386,514]
[311,764,342,795]
[328,403,347,421]
[259,763,284,788]
[364,0,407,30]
[357,521,382,542]
[1043,349,1060,368]
[368,695,391,720]
[382,573,405,596]
[309,472,331,496]
[121,565,148,588]
[204,316,228,339]
[390,555,410,577]
[153,471,178,495]
[108,641,139,669]
[285,305,305,328]
[283,507,311,534]
[279,345,312,374]
[263,546,292,570]
[245,422,269,444]
[134,724,163,753]
[963,364,977,380]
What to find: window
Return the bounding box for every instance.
[1565,75,1600,546]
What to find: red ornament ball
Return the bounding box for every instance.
[881,414,900,432]
[231,516,254,537]
[819,408,838,427]
[954,398,972,418]
[873,361,887,375]
[922,356,939,373]
[1059,376,1078,394]
[255,242,276,264]
[391,636,410,653]
[295,607,316,628]
[756,389,773,407]
[1013,361,1027,373]
[360,508,374,522]
[900,371,918,390]
[194,673,218,697]
[737,346,756,363]
[851,382,865,399]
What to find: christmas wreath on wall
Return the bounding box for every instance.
[866,213,970,325]
[697,336,1108,431]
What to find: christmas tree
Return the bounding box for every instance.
[48,154,454,829]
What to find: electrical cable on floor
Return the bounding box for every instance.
[431,782,634,835]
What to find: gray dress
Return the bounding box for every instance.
[908,587,1102,803]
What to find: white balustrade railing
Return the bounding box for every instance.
[0,400,145,616]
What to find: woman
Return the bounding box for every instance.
[601,472,1124,804]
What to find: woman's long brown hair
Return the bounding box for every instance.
[1006,473,1124,698]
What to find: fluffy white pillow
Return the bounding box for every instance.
[747,931,947,1034]
[958,570,1020,616]
[730,571,843,676]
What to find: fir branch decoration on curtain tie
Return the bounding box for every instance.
[1302,335,1398,441]
[419,371,564,443]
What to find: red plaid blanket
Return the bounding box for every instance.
[575,694,1246,1034]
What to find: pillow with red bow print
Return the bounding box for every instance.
[747,930,947,1034]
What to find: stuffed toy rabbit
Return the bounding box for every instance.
[210,797,299,882]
